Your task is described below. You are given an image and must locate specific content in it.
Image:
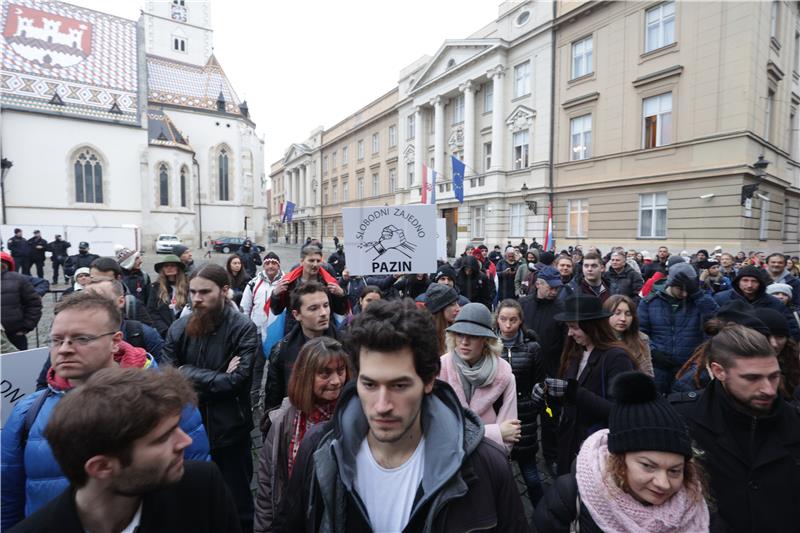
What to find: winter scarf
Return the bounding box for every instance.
[451,351,498,403]
[287,402,336,477]
[575,429,709,533]
[47,340,151,391]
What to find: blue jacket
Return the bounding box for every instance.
[0,355,210,530]
[638,285,719,366]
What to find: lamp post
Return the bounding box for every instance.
[1,158,13,225]
[741,155,769,207]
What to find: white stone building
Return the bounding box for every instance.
[0,0,266,249]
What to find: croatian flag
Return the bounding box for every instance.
[422,164,437,205]
[451,156,465,203]
[544,202,554,251]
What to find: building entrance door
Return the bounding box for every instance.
[442,208,458,258]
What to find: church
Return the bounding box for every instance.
[0,0,266,250]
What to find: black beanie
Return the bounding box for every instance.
[753,307,791,338]
[608,372,692,458]
[435,264,457,282]
[715,301,771,338]
[539,251,555,266]
[425,283,459,314]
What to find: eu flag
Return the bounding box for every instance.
[451,156,465,203]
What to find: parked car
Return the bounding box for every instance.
[212,237,265,254]
[155,234,182,254]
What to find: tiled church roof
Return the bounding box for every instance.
[147,107,192,152]
[147,54,243,116]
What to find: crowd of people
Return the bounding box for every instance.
[2,234,800,532]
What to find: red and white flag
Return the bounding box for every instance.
[421,164,436,205]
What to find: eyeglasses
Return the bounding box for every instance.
[47,331,117,348]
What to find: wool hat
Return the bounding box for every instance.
[766,282,793,298]
[154,254,185,273]
[753,307,791,338]
[736,265,766,287]
[539,251,556,266]
[0,251,15,270]
[425,283,459,314]
[667,262,697,286]
[446,302,497,339]
[435,263,457,282]
[554,294,611,322]
[666,255,686,269]
[715,301,771,338]
[537,266,563,288]
[263,251,280,263]
[114,244,140,270]
[697,249,709,257]
[74,267,91,277]
[172,244,189,258]
[608,372,692,457]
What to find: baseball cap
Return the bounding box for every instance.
[538,266,563,288]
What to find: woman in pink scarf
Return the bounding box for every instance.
[534,372,710,532]
[254,337,350,532]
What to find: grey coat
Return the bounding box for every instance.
[254,398,297,533]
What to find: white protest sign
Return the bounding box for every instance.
[343,205,437,275]
[1,347,50,428]
[437,218,447,260]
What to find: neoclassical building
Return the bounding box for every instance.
[1,0,266,248]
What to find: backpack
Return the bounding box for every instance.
[124,294,139,321]
[20,389,53,449]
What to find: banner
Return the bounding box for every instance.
[1,347,50,428]
[343,205,437,275]
[544,202,554,251]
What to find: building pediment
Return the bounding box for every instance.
[409,39,504,93]
[403,144,415,163]
[283,143,310,165]
[506,105,536,132]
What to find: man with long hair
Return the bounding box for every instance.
[162,264,258,533]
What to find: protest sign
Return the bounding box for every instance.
[343,205,437,276]
[1,347,49,428]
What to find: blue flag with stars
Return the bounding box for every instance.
[451,156,465,203]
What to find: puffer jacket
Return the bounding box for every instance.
[162,302,257,449]
[500,330,543,460]
[605,263,643,302]
[0,270,42,334]
[276,380,530,533]
[0,344,210,531]
[638,283,718,367]
[533,471,603,533]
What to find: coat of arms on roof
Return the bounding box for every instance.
[3,4,92,68]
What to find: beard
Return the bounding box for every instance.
[186,300,225,337]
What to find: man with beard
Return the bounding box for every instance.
[642,245,670,281]
[235,239,262,278]
[264,281,339,411]
[162,264,257,533]
[48,234,71,284]
[64,242,99,281]
[671,324,800,532]
[9,367,239,533]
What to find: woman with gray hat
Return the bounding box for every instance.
[147,254,188,338]
[532,293,636,474]
[438,302,521,450]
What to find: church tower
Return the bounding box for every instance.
[142,0,213,66]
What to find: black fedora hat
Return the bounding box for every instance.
[554,294,611,322]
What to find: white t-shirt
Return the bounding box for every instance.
[354,437,425,533]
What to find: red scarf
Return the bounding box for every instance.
[287,402,336,477]
[47,340,149,391]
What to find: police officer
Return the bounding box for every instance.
[48,234,71,284]
[64,242,99,281]
[27,230,48,279]
[6,228,31,275]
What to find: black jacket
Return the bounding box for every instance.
[162,303,257,449]
[264,323,339,411]
[8,461,241,533]
[556,347,635,474]
[122,268,151,303]
[532,471,602,533]
[0,270,43,334]
[520,295,565,377]
[26,237,47,262]
[6,236,30,258]
[146,281,182,338]
[500,330,543,460]
[455,257,493,309]
[63,252,98,277]
[235,247,262,278]
[605,264,643,303]
[47,239,70,260]
[275,380,530,533]
[671,380,800,532]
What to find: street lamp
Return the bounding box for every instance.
[1,158,13,225]
[741,155,769,206]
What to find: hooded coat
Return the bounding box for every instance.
[454,256,493,309]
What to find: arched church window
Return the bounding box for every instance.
[218,149,230,201]
[73,148,103,203]
[180,166,188,207]
[159,164,169,206]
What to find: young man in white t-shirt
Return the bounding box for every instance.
[276,299,529,533]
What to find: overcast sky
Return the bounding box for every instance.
[66,0,502,168]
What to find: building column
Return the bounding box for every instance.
[302,164,309,208]
[432,96,445,177]
[414,106,423,188]
[460,80,475,177]
[284,171,291,203]
[488,65,506,171]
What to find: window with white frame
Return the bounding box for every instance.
[372,133,380,154]
[357,176,364,199]
[357,140,365,160]
[639,192,668,238]
[771,1,780,40]
[512,131,529,169]
[331,151,337,169]
[342,181,349,201]
[407,162,415,185]
[509,203,525,236]
[572,36,593,79]
[484,81,493,112]
[372,173,379,195]
[389,168,397,192]
[567,199,589,238]
[645,1,675,53]
[570,114,592,160]
[760,194,770,240]
[342,145,349,164]
[323,185,328,205]
[407,115,415,140]
[514,61,531,98]
[332,183,338,203]
[643,92,672,148]
[765,88,775,142]
[388,125,397,147]
[453,94,465,124]
[484,142,492,170]
[472,206,485,238]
